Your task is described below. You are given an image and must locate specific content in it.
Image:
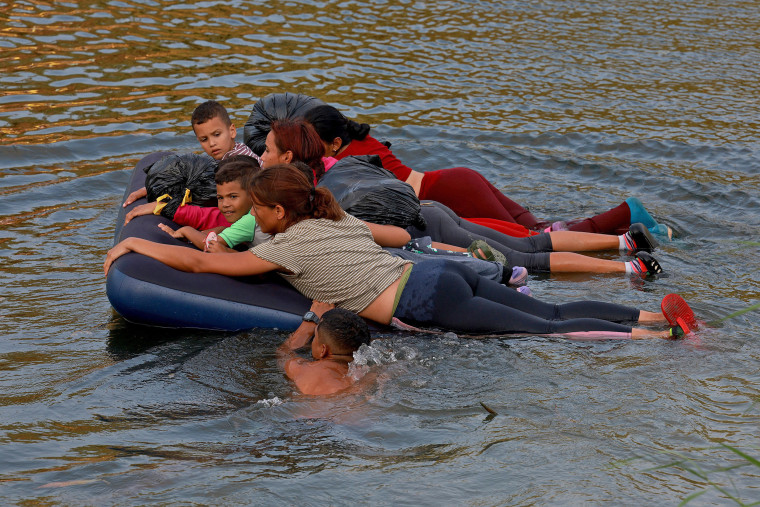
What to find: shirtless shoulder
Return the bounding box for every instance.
[290,362,351,396]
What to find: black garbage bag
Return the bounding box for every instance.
[318,155,426,229]
[144,153,218,220]
[243,92,325,156]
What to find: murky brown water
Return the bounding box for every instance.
[1,0,759,504]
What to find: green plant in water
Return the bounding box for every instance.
[632,443,760,506]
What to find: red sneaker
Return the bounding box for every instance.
[661,294,698,332]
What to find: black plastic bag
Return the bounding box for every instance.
[318,155,426,229]
[243,92,325,156]
[144,153,218,220]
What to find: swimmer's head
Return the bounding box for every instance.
[311,308,371,360]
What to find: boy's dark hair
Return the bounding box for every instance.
[215,155,261,186]
[192,100,231,127]
[291,160,315,182]
[318,308,371,356]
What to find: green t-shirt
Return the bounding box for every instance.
[218,212,257,248]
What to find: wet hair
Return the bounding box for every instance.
[248,163,344,228]
[303,104,371,147]
[215,155,260,186]
[191,100,231,127]
[269,118,326,182]
[317,308,371,356]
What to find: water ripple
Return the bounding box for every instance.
[1,0,760,503]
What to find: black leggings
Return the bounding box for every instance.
[407,201,553,271]
[394,259,638,335]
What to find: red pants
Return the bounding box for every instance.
[419,167,631,235]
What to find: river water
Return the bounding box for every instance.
[1,0,759,504]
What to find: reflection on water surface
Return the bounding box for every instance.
[1,0,759,504]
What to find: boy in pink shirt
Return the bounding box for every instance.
[155,157,259,250]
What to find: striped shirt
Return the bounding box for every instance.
[249,213,410,312]
[222,142,263,165]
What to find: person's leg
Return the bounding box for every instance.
[463,217,535,238]
[548,231,618,251]
[411,205,518,256]
[422,201,553,253]
[456,263,642,322]
[566,201,631,234]
[394,260,644,336]
[421,167,663,237]
[443,261,668,333]
[638,310,667,324]
[386,246,504,283]
[427,201,655,254]
[410,207,551,271]
[412,204,662,274]
[549,224,657,253]
[475,171,542,228]
[549,252,625,273]
[549,251,663,275]
[432,203,653,254]
[420,168,543,228]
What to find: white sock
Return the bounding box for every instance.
[625,259,644,274]
[619,233,635,251]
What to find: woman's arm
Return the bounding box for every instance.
[104,237,281,276]
[363,221,411,247]
[277,301,335,374]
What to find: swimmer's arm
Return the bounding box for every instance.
[277,301,335,372]
[104,237,281,276]
[364,221,411,247]
[277,321,316,376]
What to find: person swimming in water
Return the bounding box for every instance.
[277,302,371,396]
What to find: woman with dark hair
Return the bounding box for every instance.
[303,104,667,236]
[266,119,663,276]
[104,163,690,339]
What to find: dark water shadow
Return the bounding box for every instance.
[104,314,232,360]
